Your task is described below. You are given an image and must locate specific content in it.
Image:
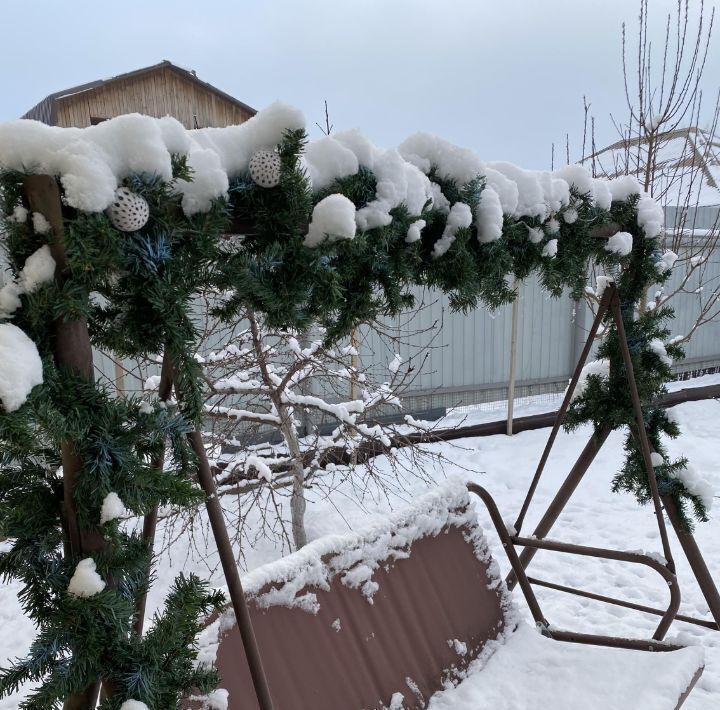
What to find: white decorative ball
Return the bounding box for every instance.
[107,187,150,232]
[248,150,282,188]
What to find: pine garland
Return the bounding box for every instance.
[0,123,700,707]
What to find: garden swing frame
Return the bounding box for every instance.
[469,280,720,652]
[23,175,720,710]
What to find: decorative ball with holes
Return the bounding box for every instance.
[107,187,150,232]
[248,150,282,188]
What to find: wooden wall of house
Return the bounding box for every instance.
[55,66,252,129]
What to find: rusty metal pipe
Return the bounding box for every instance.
[188,431,275,710]
[527,576,717,631]
[506,426,611,590]
[514,287,614,534]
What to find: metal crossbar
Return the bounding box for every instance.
[468,482,685,651]
[474,281,720,648]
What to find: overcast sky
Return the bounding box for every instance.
[1,0,718,169]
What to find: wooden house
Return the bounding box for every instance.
[22,60,256,129]
[14,61,257,393]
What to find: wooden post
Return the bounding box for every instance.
[23,175,105,710]
[350,327,360,402]
[506,281,520,435]
[112,357,126,397]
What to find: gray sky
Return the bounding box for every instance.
[1,0,717,169]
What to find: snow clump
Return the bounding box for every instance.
[305,194,357,247]
[0,323,44,411]
[570,359,610,401]
[605,232,633,256]
[475,187,504,243]
[405,219,426,243]
[67,558,106,598]
[100,492,126,524]
[432,202,472,257]
[542,239,558,258]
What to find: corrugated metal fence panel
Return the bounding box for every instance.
[665,206,720,231]
[661,243,720,366]
[358,274,576,397]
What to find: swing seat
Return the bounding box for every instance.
[187,479,703,709]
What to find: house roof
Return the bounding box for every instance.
[21,60,256,125]
[582,126,720,207]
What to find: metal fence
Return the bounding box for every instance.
[355,230,720,420]
[4,209,720,426]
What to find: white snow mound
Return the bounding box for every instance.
[0,323,44,411]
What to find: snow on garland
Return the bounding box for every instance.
[569,359,610,401]
[0,323,44,411]
[0,245,56,319]
[475,186,503,243]
[405,219,426,243]
[605,231,633,256]
[67,558,106,598]
[100,492,126,524]
[304,193,357,247]
[542,239,558,258]
[432,202,472,257]
[0,103,660,251]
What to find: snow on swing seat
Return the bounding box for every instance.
[189,478,703,710]
[427,623,704,710]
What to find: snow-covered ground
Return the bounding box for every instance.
[1,384,719,708]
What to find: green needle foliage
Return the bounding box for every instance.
[0,123,699,707]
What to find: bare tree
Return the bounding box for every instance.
[198,304,441,550]
[579,0,720,345]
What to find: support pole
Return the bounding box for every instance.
[133,353,175,636]
[513,286,614,534]
[506,425,611,590]
[663,494,720,628]
[610,293,676,573]
[187,430,276,710]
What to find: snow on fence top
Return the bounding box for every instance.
[0,102,662,238]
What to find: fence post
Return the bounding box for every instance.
[506,280,520,435]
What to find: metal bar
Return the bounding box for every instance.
[663,494,720,629]
[512,534,679,640]
[133,352,175,636]
[513,286,614,533]
[609,292,676,573]
[467,483,681,649]
[527,576,718,631]
[466,483,549,630]
[549,629,685,652]
[188,430,276,710]
[506,426,612,590]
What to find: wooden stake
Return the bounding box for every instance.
[506,281,520,436]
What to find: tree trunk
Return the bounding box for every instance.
[247,310,308,549]
[280,417,308,549]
